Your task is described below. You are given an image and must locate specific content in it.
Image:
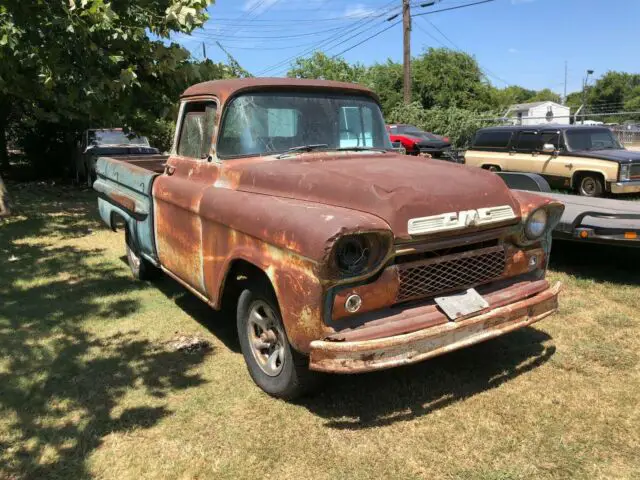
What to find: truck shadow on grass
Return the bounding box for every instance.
[0,191,209,479]
[297,328,554,429]
[550,241,640,285]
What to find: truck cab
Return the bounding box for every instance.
[94,78,563,399]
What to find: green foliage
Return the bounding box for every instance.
[287,52,367,83]
[387,102,499,148]
[364,60,403,116]
[0,0,220,176]
[528,88,562,104]
[411,48,495,111]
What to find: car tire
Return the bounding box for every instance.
[236,285,320,400]
[483,165,501,172]
[125,229,160,281]
[577,173,604,197]
[86,164,96,188]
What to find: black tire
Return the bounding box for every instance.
[86,163,96,188]
[577,173,604,197]
[484,165,501,172]
[236,285,320,399]
[125,230,160,281]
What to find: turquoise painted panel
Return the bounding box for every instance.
[94,157,159,262]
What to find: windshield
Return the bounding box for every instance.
[565,128,622,151]
[217,92,392,158]
[88,130,149,147]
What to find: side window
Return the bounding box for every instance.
[177,101,217,159]
[514,131,540,152]
[389,126,398,134]
[473,131,513,151]
[540,131,560,149]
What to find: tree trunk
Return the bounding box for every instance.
[0,173,11,217]
[0,105,8,172]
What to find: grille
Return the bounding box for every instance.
[631,164,640,179]
[397,246,506,302]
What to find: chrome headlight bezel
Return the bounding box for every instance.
[524,208,549,240]
[620,164,631,181]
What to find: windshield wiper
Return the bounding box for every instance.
[285,144,329,153]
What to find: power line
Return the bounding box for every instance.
[332,20,401,58]
[412,0,496,18]
[257,1,399,76]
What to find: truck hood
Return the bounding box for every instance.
[228,153,520,239]
[566,149,640,163]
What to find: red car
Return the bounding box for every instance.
[387,124,451,157]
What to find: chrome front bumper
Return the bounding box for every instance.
[611,180,640,194]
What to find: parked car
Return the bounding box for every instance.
[386,124,451,157]
[497,172,640,247]
[76,128,160,186]
[465,125,640,197]
[94,78,563,399]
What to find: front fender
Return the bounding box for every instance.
[198,188,392,352]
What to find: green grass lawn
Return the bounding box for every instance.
[1,185,639,479]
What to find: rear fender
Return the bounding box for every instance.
[93,156,159,263]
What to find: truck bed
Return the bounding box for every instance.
[102,154,168,174]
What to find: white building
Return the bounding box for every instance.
[505,101,571,126]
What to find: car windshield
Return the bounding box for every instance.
[88,130,149,146]
[217,92,392,158]
[565,128,622,151]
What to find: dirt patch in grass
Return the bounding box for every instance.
[1,186,639,479]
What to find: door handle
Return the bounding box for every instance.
[165,166,176,176]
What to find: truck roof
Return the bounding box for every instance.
[181,77,378,104]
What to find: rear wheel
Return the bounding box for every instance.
[577,173,604,197]
[125,230,160,280]
[483,165,501,172]
[237,285,320,399]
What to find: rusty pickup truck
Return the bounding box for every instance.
[94,78,564,399]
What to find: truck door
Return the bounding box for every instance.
[153,99,219,295]
[507,130,540,172]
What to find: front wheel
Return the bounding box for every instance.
[237,286,319,399]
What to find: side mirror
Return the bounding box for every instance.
[541,143,556,154]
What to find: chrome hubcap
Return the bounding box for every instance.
[247,301,285,377]
[581,177,596,195]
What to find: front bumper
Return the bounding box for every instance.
[611,180,640,194]
[309,280,561,373]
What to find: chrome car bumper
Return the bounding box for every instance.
[611,181,640,194]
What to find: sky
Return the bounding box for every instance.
[172,0,640,95]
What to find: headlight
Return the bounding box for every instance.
[620,164,631,181]
[333,233,391,278]
[525,209,548,240]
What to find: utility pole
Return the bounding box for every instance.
[403,0,412,104]
[563,61,567,104]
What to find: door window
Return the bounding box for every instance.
[339,106,374,148]
[514,131,540,152]
[540,131,561,149]
[177,101,217,159]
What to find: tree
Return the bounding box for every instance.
[0,0,213,174]
[287,52,367,83]
[411,48,496,112]
[528,88,562,104]
[0,174,10,216]
[364,60,404,116]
